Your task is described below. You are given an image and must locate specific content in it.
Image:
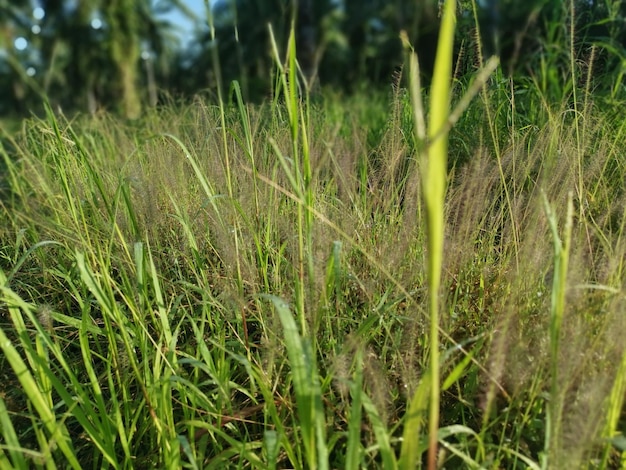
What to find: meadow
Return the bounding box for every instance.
[2,9,626,469]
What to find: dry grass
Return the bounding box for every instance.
[1,78,626,466]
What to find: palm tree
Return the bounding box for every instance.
[2,0,191,116]
[104,0,143,118]
[105,0,191,116]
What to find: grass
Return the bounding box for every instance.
[2,2,626,468]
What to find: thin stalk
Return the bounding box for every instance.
[542,191,574,468]
[205,0,245,298]
[423,1,456,468]
[268,24,313,336]
[569,0,584,221]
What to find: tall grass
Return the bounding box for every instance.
[2,1,626,468]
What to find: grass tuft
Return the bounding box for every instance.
[2,13,626,468]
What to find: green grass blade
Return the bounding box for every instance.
[5,240,63,283]
[422,0,456,468]
[345,349,364,470]
[361,393,397,470]
[262,294,328,470]
[0,325,80,469]
[0,395,28,468]
[399,371,431,469]
[542,191,574,466]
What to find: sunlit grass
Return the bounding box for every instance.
[2,10,626,468]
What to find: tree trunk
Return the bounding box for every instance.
[107,0,142,119]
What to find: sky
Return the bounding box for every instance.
[163,0,208,47]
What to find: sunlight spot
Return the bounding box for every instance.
[14,37,28,51]
[91,18,102,29]
[26,67,36,77]
[33,7,45,21]
[31,24,41,35]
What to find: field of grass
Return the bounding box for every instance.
[3,7,626,469]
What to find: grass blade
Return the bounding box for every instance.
[345,348,364,470]
[0,326,79,468]
[361,393,397,470]
[422,0,456,468]
[262,294,328,470]
[0,395,28,468]
[399,372,431,469]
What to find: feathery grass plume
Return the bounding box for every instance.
[3,8,626,464]
[477,88,626,465]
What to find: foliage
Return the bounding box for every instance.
[2,4,626,463]
[2,0,626,468]
[2,0,626,116]
[0,0,189,116]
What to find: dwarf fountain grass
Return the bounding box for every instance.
[3,12,626,466]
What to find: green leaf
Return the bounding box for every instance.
[262,294,328,470]
[0,327,80,469]
[399,372,431,469]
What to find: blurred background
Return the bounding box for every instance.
[0,0,624,119]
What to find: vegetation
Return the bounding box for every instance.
[2,0,626,468]
[2,0,626,115]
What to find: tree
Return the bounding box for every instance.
[104,0,142,118]
[0,0,190,117]
[104,0,190,117]
[0,0,44,113]
[179,0,444,97]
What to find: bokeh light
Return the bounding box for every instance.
[33,7,45,21]
[14,37,28,51]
